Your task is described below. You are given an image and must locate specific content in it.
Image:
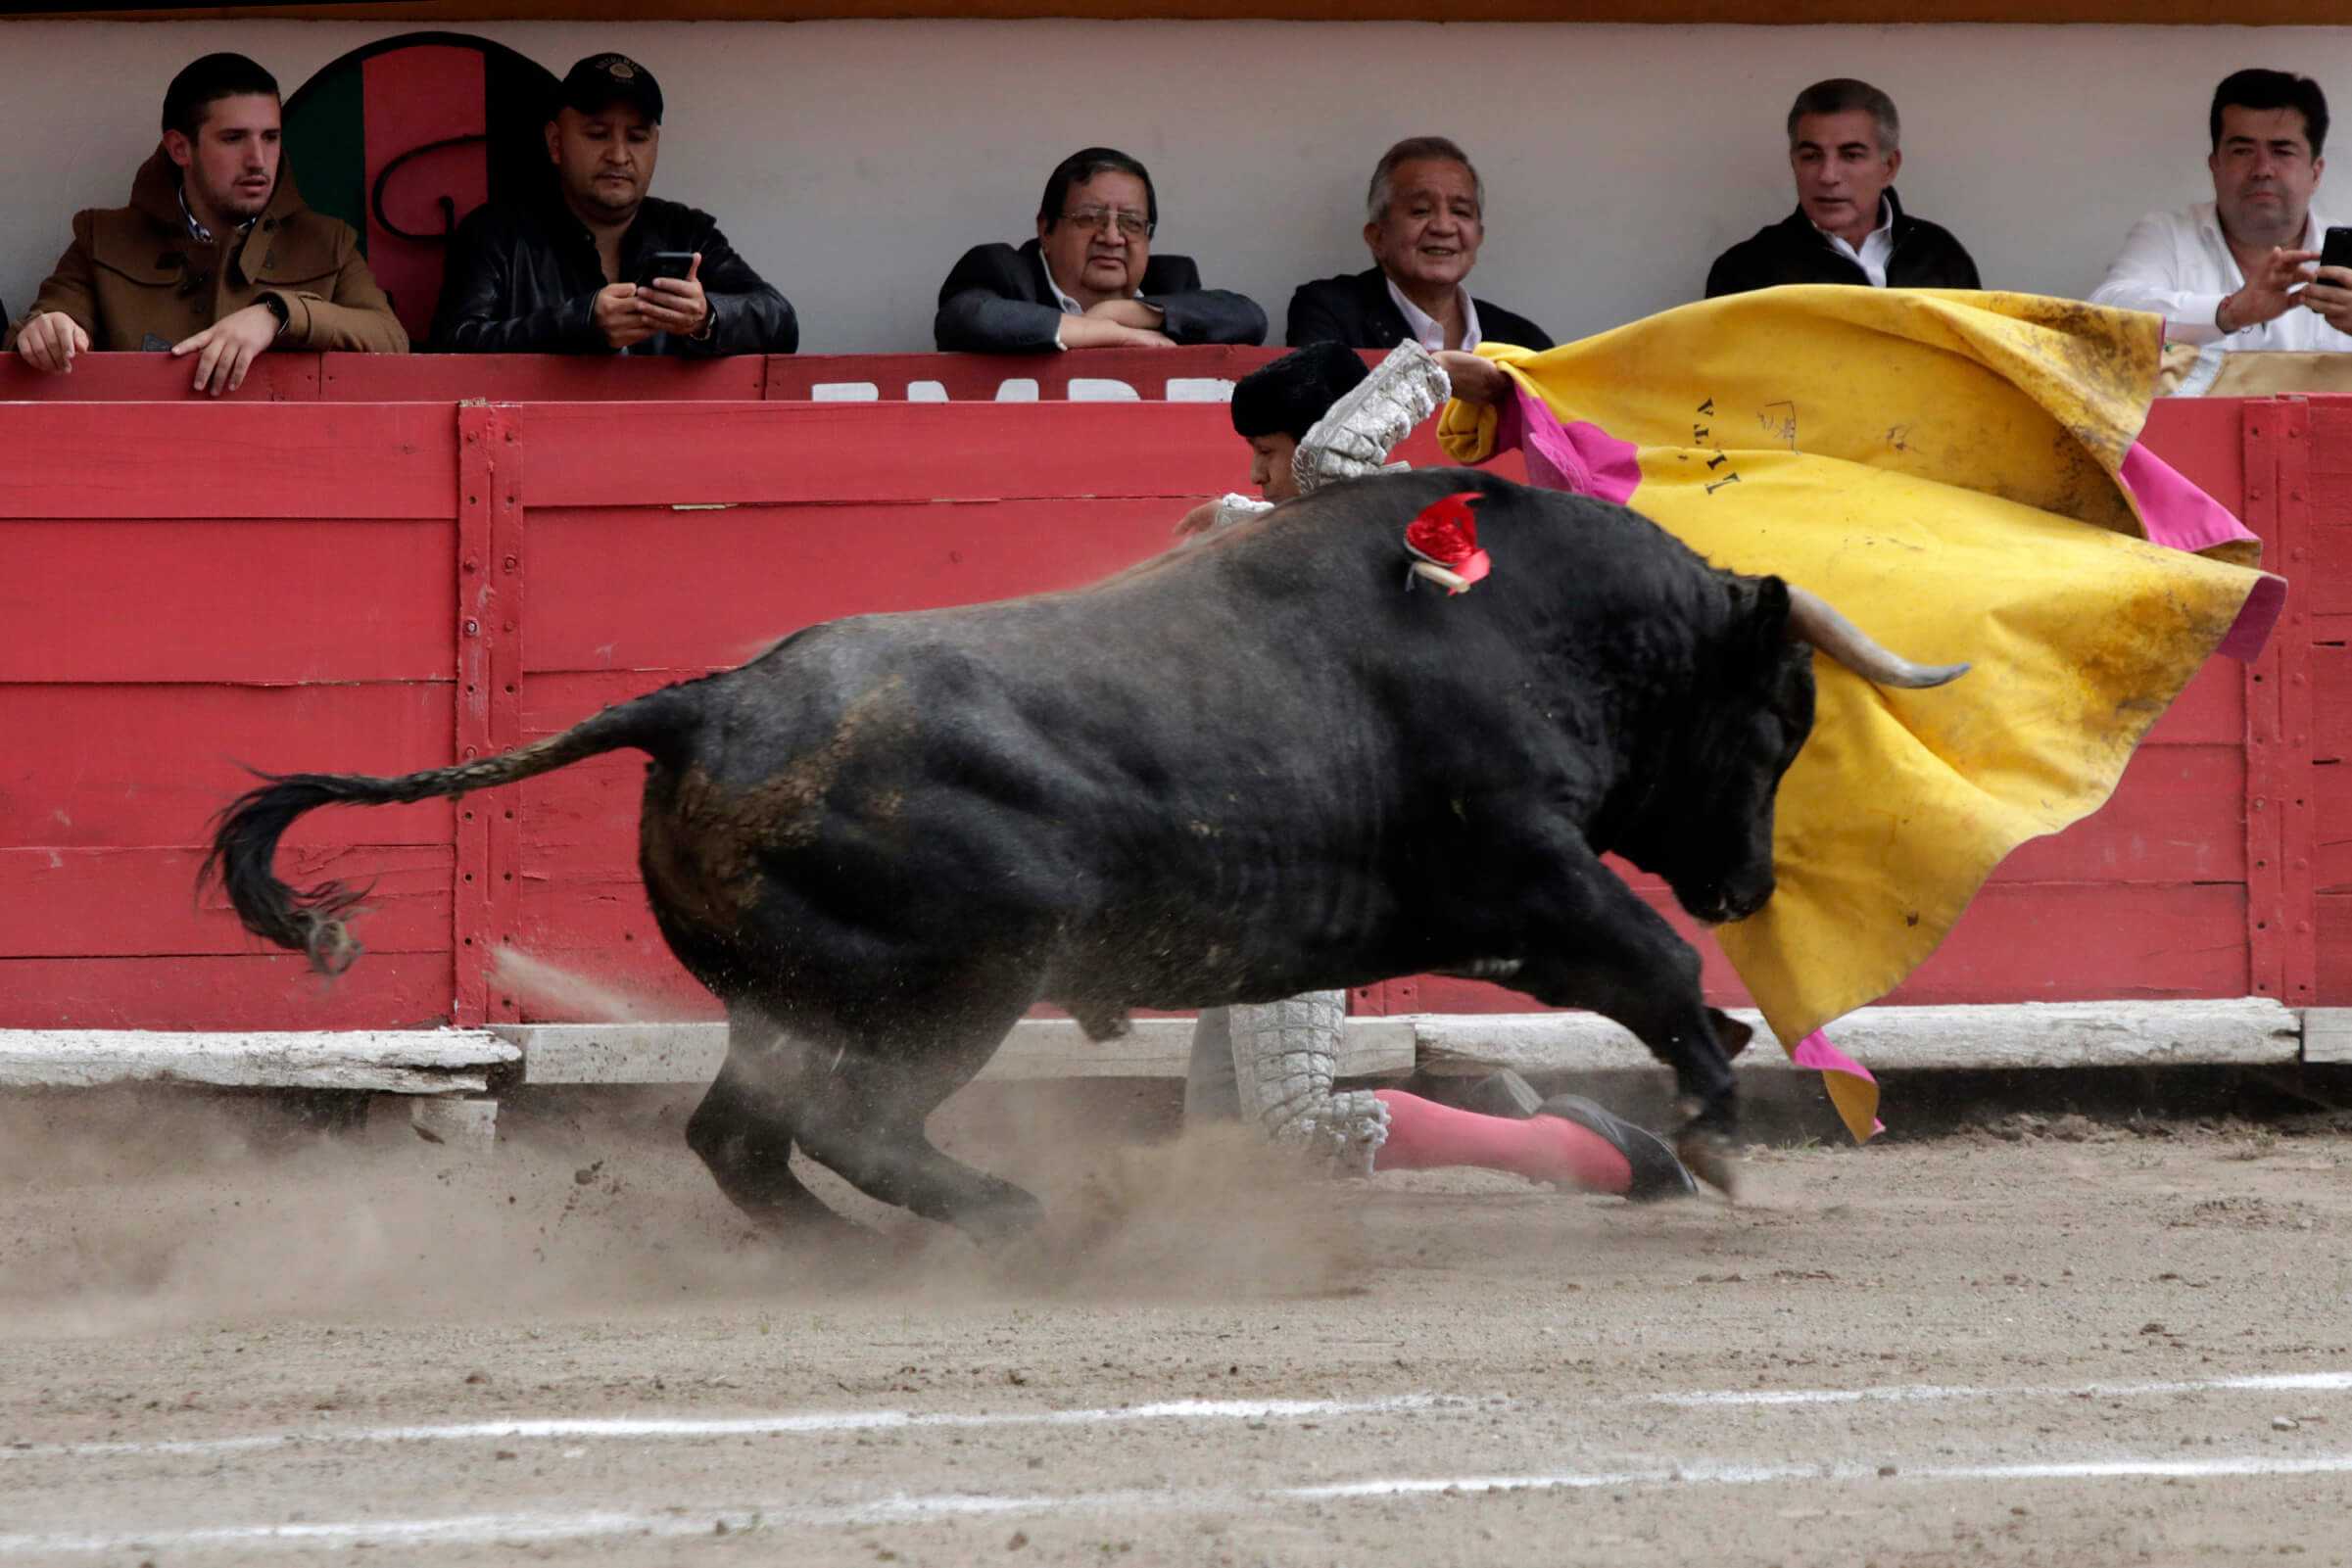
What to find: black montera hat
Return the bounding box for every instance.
[556,52,663,122]
[1230,343,1372,442]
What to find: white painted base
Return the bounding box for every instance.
[0,1029,517,1093]
[0,1001,2308,1096]
[2303,1009,2352,1066]
[499,1018,1418,1086]
[1412,998,2304,1074]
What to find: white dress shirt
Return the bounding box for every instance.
[2089,201,2352,380]
[1384,275,1482,351]
[1811,196,1896,287]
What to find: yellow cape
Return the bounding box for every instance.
[1437,288,2276,1139]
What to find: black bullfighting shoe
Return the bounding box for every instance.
[1537,1094,1703,1203]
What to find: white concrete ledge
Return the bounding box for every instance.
[0,1029,516,1094]
[0,1001,2309,1096]
[1411,998,2305,1073]
[2303,1009,2352,1066]
[500,1017,1418,1085]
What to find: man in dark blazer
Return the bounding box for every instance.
[1705,78,1980,298]
[935,147,1266,353]
[1286,136,1552,353]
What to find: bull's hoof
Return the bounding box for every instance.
[1674,1128,1744,1201]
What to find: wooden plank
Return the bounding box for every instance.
[322,354,766,402]
[2319,763,2352,895]
[0,520,456,684]
[0,683,454,848]
[454,404,527,1027]
[518,401,1234,508]
[2242,402,2290,1005]
[2301,400,2352,639]
[1989,742,2244,885]
[0,844,450,958]
[501,1016,1414,1085]
[0,953,454,1030]
[1410,998,2302,1074]
[521,499,1193,672]
[0,1027,511,1092]
[2305,1007,2352,1065]
[0,403,457,520]
[2317,644,2352,767]
[0,353,318,403]
[2273,401,2320,1009]
[2319,894,2352,1004]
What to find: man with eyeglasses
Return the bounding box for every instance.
[934,146,1266,353]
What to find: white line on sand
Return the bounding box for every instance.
[1,1394,1467,1462]
[1640,1369,2352,1408]
[8,1450,2352,1556]
[10,1367,2343,1464]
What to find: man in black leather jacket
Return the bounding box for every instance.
[1704,78,1980,299]
[430,53,795,356]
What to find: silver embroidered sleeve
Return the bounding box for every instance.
[1226,989,1389,1177]
[1290,341,1452,496]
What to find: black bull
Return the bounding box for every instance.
[205,469,1965,1237]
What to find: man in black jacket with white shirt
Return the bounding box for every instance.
[430,53,796,356]
[1705,78,1980,299]
[934,147,1266,354]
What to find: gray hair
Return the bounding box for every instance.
[1786,78,1900,155]
[1366,136,1484,222]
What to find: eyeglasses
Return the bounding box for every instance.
[1060,206,1153,239]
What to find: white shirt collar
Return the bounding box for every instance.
[1807,195,1897,287]
[2194,200,2323,259]
[1042,255,1136,314]
[1384,275,1481,352]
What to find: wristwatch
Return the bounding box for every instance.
[260,292,291,336]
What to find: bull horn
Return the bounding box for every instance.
[1786,585,1971,689]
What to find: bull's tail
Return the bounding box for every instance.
[202,687,698,975]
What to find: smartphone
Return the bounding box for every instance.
[2322,226,2352,273]
[640,251,696,285]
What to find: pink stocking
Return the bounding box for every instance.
[1370,1090,1632,1195]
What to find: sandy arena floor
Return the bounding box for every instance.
[2,1084,2349,1566]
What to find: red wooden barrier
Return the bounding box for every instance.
[0,373,2332,1033]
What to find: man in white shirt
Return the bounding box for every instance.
[2091,69,2352,391]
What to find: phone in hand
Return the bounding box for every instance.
[2322,226,2352,274]
[640,251,696,286]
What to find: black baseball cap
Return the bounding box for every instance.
[554,53,663,122]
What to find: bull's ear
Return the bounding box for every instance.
[1730,573,1794,659]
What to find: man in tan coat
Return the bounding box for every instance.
[5,52,406,394]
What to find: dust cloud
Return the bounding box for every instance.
[0,1070,1368,1342]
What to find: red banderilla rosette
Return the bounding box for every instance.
[1403,491,1491,594]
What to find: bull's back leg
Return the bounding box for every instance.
[778,980,1045,1246]
[1497,827,1742,1192]
[685,1008,864,1236]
